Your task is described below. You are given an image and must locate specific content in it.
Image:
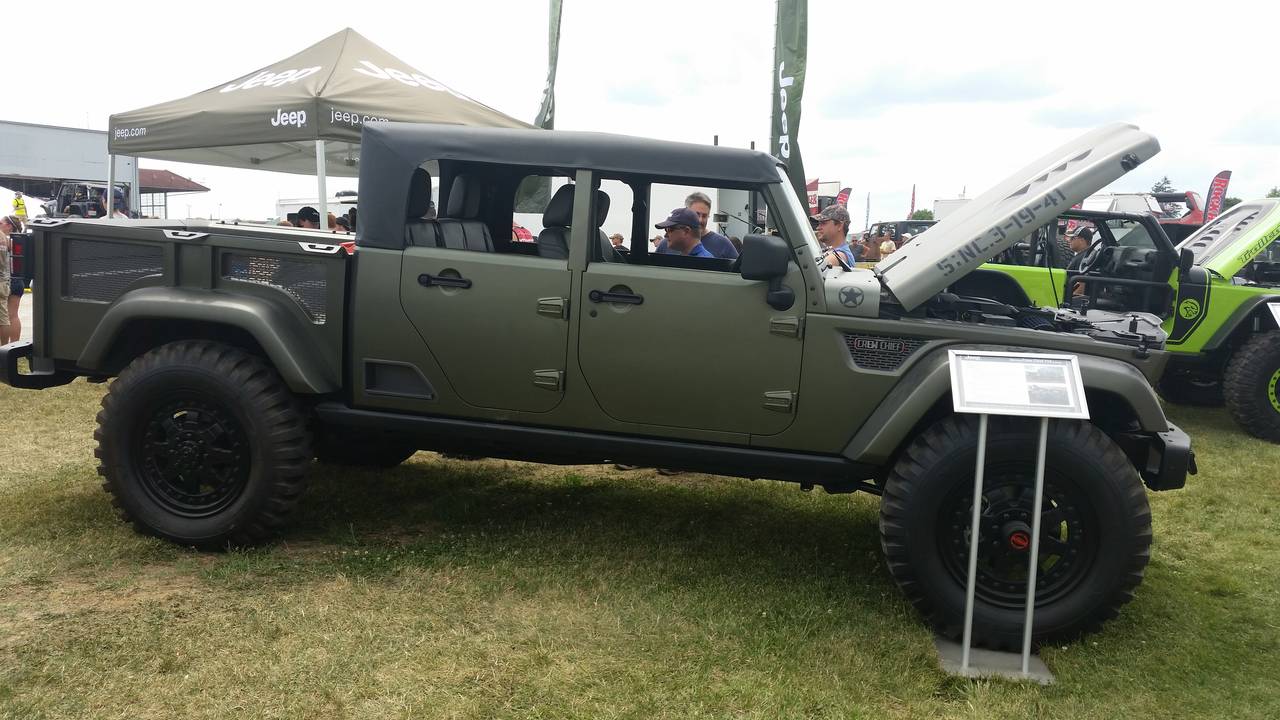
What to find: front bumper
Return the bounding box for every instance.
[1139,423,1196,491]
[0,340,77,390]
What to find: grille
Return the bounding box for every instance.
[223,254,327,324]
[67,240,163,302]
[843,333,929,372]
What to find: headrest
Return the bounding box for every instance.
[542,185,612,228]
[406,168,432,219]
[593,191,611,227]
[446,175,483,218]
[543,184,576,227]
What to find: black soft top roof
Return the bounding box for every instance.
[357,122,783,249]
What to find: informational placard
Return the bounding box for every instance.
[949,350,1089,420]
[1268,302,1280,328]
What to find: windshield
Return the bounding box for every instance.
[774,167,825,261]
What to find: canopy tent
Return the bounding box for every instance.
[107,27,530,219]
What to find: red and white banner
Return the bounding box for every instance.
[806,179,819,214]
[835,187,852,207]
[1064,202,1084,234]
[1204,170,1232,222]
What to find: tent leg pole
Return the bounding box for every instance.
[106,153,115,217]
[316,140,328,230]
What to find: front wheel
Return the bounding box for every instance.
[879,415,1151,650]
[1224,333,1280,442]
[95,341,312,548]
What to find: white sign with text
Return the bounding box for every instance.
[949,350,1089,420]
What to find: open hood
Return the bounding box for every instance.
[876,123,1160,311]
[1179,198,1280,279]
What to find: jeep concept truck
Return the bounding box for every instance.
[0,122,1192,649]
[966,199,1280,441]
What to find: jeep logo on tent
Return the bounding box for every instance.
[221,66,322,93]
[271,109,308,128]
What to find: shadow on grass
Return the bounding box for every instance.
[282,457,891,588]
[3,456,897,607]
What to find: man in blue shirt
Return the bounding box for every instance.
[812,204,858,268]
[654,192,739,259]
[656,208,714,257]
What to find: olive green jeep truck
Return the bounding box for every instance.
[0,122,1193,649]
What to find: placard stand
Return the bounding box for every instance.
[937,350,1090,684]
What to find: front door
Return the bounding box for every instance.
[400,248,572,413]
[575,261,806,436]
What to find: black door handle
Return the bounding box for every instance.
[419,273,472,289]
[589,289,643,305]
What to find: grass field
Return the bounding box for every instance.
[1,378,1278,719]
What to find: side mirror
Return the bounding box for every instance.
[1179,247,1194,276]
[740,234,792,280]
[740,234,795,310]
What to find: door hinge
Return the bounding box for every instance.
[533,369,564,391]
[763,390,796,413]
[537,297,568,319]
[769,316,803,338]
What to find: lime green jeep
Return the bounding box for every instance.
[967,200,1280,441]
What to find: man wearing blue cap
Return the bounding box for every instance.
[655,208,714,258]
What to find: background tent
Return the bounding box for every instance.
[108,27,530,218]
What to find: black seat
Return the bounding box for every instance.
[536,185,575,259]
[536,185,611,260]
[438,176,494,252]
[404,168,441,247]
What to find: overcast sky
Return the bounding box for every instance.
[6,0,1278,221]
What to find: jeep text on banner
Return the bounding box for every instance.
[771,0,808,208]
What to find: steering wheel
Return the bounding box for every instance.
[1076,236,1112,276]
[1064,236,1113,301]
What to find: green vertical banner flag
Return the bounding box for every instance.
[516,0,565,212]
[771,0,808,208]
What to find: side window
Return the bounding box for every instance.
[644,183,744,266]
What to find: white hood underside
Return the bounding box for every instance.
[876,123,1161,312]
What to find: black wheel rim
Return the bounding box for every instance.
[938,465,1098,609]
[133,395,252,517]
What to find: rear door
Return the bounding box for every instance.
[399,247,572,413]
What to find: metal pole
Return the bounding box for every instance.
[1022,417,1050,675]
[316,140,329,230]
[960,413,989,671]
[105,153,115,217]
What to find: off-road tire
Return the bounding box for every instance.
[879,415,1151,650]
[1157,374,1224,407]
[95,341,312,549]
[314,427,418,468]
[1223,332,1280,442]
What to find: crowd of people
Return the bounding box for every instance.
[279,205,357,233]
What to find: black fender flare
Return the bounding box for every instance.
[77,287,339,394]
[843,344,1171,466]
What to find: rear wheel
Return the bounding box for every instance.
[1224,333,1280,442]
[95,341,312,548]
[879,415,1151,649]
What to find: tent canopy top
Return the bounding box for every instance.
[108,27,529,175]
